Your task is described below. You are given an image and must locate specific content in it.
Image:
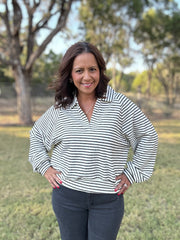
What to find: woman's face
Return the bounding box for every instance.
[71,52,100,98]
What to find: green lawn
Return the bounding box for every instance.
[0,119,179,240]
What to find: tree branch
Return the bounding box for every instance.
[12,0,22,36]
[32,0,56,33]
[2,1,12,40]
[25,0,74,71]
[22,0,41,14]
[23,0,41,64]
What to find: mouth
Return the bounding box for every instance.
[81,82,93,88]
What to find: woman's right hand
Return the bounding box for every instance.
[44,167,62,189]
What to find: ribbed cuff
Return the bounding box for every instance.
[38,161,51,176]
[123,168,134,184]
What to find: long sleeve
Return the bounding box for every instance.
[122,97,158,184]
[29,106,58,175]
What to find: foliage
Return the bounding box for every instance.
[120,72,137,92]
[33,50,63,84]
[134,5,180,53]
[134,2,180,104]
[79,0,135,66]
[0,118,180,239]
[79,0,159,90]
[79,0,179,98]
[0,63,13,83]
[155,56,180,105]
[107,68,136,92]
[132,70,163,95]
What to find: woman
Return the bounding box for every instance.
[29,41,158,240]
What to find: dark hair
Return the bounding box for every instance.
[51,41,110,108]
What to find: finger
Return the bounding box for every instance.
[45,175,56,188]
[116,173,131,186]
[45,174,61,188]
[50,182,57,189]
[52,180,60,188]
[117,183,128,195]
[52,171,62,184]
[45,167,61,176]
[54,169,62,175]
[116,173,127,181]
[54,173,63,185]
[49,177,61,189]
[115,177,130,194]
[115,182,124,192]
[54,177,62,187]
[50,174,63,188]
[44,167,62,188]
[116,174,122,181]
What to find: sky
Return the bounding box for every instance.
[1,0,179,74]
[37,0,180,74]
[41,2,144,74]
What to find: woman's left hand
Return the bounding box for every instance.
[115,173,131,195]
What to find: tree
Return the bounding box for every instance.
[79,0,139,90]
[33,50,63,84]
[0,0,74,124]
[155,55,180,106]
[79,0,172,90]
[132,70,163,96]
[134,2,180,105]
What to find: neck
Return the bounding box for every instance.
[77,93,96,103]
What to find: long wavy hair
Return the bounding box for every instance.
[51,41,110,108]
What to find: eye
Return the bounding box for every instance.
[89,67,96,72]
[75,69,83,73]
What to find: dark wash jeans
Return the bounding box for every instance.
[52,185,124,240]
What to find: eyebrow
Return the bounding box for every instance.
[74,65,98,69]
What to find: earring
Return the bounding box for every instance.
[69,78,73,83]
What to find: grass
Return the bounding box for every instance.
[117,119,180,240]
[0,119,179,239]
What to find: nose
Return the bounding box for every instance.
[83,70,91,80]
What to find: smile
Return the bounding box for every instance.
[81,83,93,88]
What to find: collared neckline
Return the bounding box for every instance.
[70,85,115,109]
[102,85,115,102]
[70,96,79,109]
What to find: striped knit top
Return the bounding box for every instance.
[29,86,158,193]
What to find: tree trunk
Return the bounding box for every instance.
[13,64,33,125]
[147,70,152,98]
[112,62,117,91]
